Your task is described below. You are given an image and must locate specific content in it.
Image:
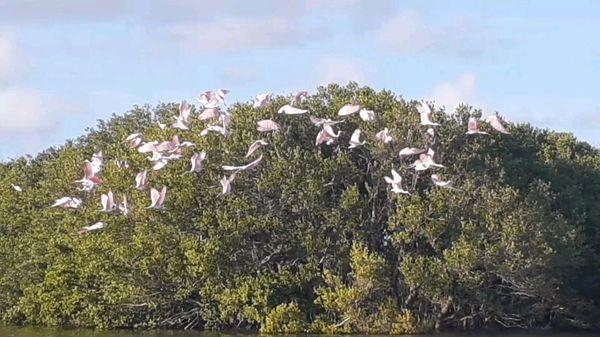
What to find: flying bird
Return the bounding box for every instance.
[100,190,116,212]
[310,116,343,127]
[222,155,263,172]
[198,107,221,121]
[348,129,366,149]
[200,124,229,137]
[138,141,159,153]
[76,161,102,191]
[11,184,22,192]
[338,104,361,116]
[189,152,207,173]
[90,151,104,175]
[135,170,148,190]
[125,133,143,148]
[431,174,460,191]
[278,104,307,115]
[220,173,236,195]
[78,222,105,235]
[417,102,440,126]
[245,140,268,158]
[384,169,410,195]
[253,92,271,108]
[118,195,130,216]
[256,119,280,132]
[147,186,167,209]
[315,124,341,146]
[51,197,82,209]
[466,116,488,135]
[359,108,376,122]
[290,91,308,106]
[375,128,393,144]
[399,147,426,157]
[413,149,444,171]
[485,114,510,134]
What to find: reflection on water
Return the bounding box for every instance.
[0,328,598,337]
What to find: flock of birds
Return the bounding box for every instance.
[9,89,509,235]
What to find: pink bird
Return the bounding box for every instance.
[198,90,224,108]
[200,124,229,137]
[348,129,366,149]
[315,124,341,146]
[189,152,207,173]
[384,169,410,195]
[157,120,167,130]
[51,197,82,209]
[222,155,263,172]
[338,104,361,116]
[431,174,459,191]
[413,149,444,171]
[309,116,343,127]
[466,116,488,135]
[278,104,307,115]
[90,151,104,175]
[359,108,376,122]
[253,92,271,108]
[147,186,167,209]
[114,160,129,169]
[118,195,130,216]
[138,141,158,153]
[399,147,426,157]
[375,128,393,144]
[257,119,280,132]
[78,222,105,235]
[135,170,148,190]
[245,140,268,158]
[100,190,116,212]
[417,102,440,126]
[125,133,143,148]
[198,107,221,121]
[220,173,236,195]
[76,161,103,191]
[290,91,307,106]
[485,114,510,134]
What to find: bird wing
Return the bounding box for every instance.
[338,104,361,116]
[391,169,402,184]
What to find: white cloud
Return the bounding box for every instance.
[427,73,479,113]
[220,66,259,85]
[0,32,24,87]
[313,56,369,86]
[0,0,134,24]
[169,17,318,52]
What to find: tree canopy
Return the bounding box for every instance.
[0,83,599,333]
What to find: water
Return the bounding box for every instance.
[0,328,597,337]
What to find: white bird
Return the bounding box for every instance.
[466,116,488,135]
[220,173,236,195]
[348,129,366,149]
[253,92,271,108]
[90,151,103,175]
[147,186,167,209]
[278,104,307,115]
[11,184,22,192]
[359,108,376,122]
[399,147,426,157]
[51,197,82,209]
[309,116,343,127]
[157,120,167,130]
[338,104,361,116]
[222,155,263,172]
[485,114,510,134]
[100,190,116,212]
[125,133,143,148]
[198,107,221,121]
[138,141,158,153]
[315,124,341,146]
[135,170,148,190]
[78,222,105,235]
[245,140,268,158]
[200,124,229,137]
[384,169,410,195]
[118,195,130,216]
[114,160,129,169]
[375,128,393,144]
[172,116,189,130]
[257,119,280,132]
[198,89,229,108]
[76,161,102,191]
[290,91,307,106]
[413,149,444,171]
[189,152,207,173]
[431,174,459,191]
[172,101,191,130]
[417,102,439,126]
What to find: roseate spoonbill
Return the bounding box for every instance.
[466,116,488,135]
[51,197,82,209]
[78,222,105,235]
[189,152,207,173]
[125,133,143,148]
[278,104,307,115]
[359,108,376,122]
[76,161,102,191]
[399,147,426,157]
[220,173,236,195]
[198,107,221,121]
[338,104,361,116]
[431,174,459,191]
[135,170,148,190]
[100,190,116,212]
[309,116,343,127]
[138,141,158,153]
[290,91,307,106]
[256,119,280,132]
[384,169,410,194]
[315,124,341,146]
[200,124,228,137]
[348,129,366,149]
[90,151,103,175]
[375,128,393,144]
[245,140,268,158]
[222,155,263,172]
[417,102,439,126]
[147,186,167,209]
[253,92,271,108]
[485,114,510,134]
[157,120,167,130]
[118,195,130,216]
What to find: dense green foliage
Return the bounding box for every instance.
[0,83,599,333]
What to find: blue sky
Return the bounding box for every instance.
[0,0,598,159]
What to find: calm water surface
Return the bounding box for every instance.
[0,328,598,337]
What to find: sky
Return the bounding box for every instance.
[0,0,598,159]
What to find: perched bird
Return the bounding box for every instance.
[399,147,426,157]
[222,155,263,172]
[417,102,440,126]
[189,152,207,173]
[466,116,488,135]
[348,129,366,149]
[220,173,236,195]
[147,186,167,209]
[51,197,82,209]
[290,91,308,106]
[245,140,268,158]
[375,128,393,144]
[253,92,271,108]
[100,190,116,212]
[359,108,376,122]
[11,184,22,192]
[278,104,307,115]
[431,174,459,191]
[486,114,510,134]
[198,107,221,121]
[384,169,410,195]
[125,133,143,148]
[78,222,105,235]
[135,170,148,190]
[338,104,361,116]
[256,119,280,132]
